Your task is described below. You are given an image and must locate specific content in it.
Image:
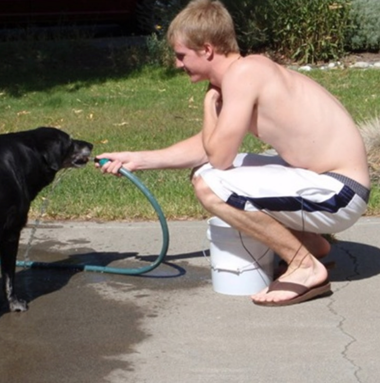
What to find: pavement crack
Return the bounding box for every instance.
[325,243,363,382]
[326,295,362,382]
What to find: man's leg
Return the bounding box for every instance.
[290,231,331,258]
[193,175,329,305]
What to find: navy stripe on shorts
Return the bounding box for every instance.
[226,184,355,213]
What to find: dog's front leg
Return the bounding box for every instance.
[0,236,28,312]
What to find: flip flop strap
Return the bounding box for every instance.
[267,280,309,295]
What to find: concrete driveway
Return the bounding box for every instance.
[0,218,379,383]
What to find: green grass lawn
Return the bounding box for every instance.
[0,39,379,221]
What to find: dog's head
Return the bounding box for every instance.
[32,127,93,171]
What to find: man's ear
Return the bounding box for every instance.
[203,43,214,60]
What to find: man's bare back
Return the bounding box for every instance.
[222,55,370,188]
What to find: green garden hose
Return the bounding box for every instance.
[16,159,169,275]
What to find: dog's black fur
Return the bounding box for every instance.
[0,127,92,312]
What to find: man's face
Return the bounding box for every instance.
[172,40,208,83]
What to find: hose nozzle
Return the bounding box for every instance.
[92,157,110,166]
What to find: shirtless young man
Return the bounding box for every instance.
[96,0,370,306]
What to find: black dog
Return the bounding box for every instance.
[0,127,93,312]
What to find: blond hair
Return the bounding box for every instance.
[167,0,239,55]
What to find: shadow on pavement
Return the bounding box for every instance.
[327,240,380,282]
[0,248,195,316]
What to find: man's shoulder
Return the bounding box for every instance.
[229,54,283,80]
[242,54,281,70]
[221,55,279,98]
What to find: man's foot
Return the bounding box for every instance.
[252,255,330,306]
[253,279,331,306]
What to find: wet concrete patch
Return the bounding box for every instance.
[0,277,146,383]
[0,243,211,383]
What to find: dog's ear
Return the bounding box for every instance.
[34,127,72,172]
[40,143,66,172]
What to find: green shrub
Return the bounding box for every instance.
[223,0,269,54]
[145,33,174,66]
[259,0,351,64]
[348,0,380,51]
[136,0,354,64]
[226,0,355,62]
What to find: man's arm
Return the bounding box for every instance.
[96,132,208,175]
[202,59,260,169]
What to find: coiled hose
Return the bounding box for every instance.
[16,159,169,275]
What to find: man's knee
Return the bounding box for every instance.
[191,173,207,200]
[192,174,218,209]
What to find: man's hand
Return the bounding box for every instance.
[95,152,137,175]
[205,84,222,115]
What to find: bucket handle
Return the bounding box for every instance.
[203,230,272,283]
[211,263,260,274]
[203,243,260,274]
[202,249,212,268]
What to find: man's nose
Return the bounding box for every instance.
[175,59,184,69]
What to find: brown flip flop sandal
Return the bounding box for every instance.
[252,279,332,307]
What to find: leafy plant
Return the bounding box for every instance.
[347,0,380,51]
[260,0,351,64]
[223,0,269,54]
[145,33,174,67]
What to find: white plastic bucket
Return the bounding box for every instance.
[206,217,274,296]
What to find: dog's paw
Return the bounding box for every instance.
[9,298,28,312]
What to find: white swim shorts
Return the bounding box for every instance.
[194,153,370,234]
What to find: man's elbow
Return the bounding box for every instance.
[208,155,233,170]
